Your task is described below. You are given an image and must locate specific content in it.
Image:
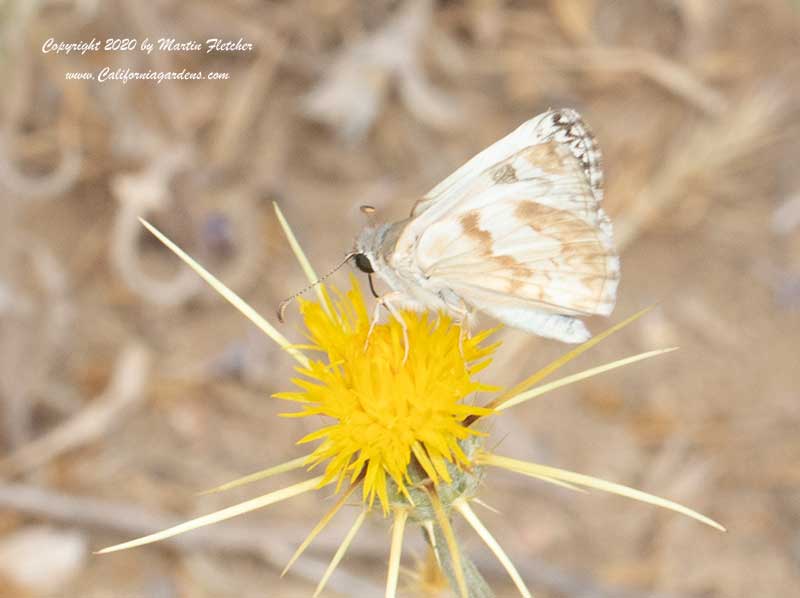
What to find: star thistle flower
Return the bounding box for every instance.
[277,282,499,511]
[97,205,725,598]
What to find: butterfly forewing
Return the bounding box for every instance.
[363,108,618,344]
[410,109,603,219]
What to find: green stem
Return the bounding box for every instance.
[427,522,494,598]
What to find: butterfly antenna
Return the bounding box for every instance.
[277,252,357,322]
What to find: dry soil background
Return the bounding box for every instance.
[1,1,799,597]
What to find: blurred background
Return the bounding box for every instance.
[1,1,799,596]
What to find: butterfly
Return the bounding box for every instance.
[352,108,620,352]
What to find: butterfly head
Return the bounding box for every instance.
[354,222,394,299]
[353,213,386,268]
[353,224,382,276]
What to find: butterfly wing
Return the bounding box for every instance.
[391,109,618,343]
[410,108,604,218]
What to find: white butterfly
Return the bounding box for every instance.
[354,108,619,350]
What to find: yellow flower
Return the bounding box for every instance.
[97,207,725,598]
[276,278,498,511]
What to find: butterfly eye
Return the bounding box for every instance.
[354,253,374,274]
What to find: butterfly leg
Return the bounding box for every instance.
[437,290,472,358]
[366,301,382,347]
[450,301,473,359]
[382,298,410,364]
[364,292,411,363]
